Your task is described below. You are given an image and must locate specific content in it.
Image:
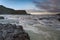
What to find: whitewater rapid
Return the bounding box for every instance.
[0,15,60,40]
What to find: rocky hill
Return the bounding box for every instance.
[0,5,30,15]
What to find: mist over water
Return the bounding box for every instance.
[0,15,60,40]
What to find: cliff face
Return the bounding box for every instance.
[0,5,30,15]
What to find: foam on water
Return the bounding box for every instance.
[0,15,60,40]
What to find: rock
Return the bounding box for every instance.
[0,16,4,19]
[56,13,60,16]
[38,17,49,20]
[0,31,3,37]
[13,32,30,40]
[58,18,60,21]
[0,23,30,40]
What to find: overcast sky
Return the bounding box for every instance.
[0,0,37,10]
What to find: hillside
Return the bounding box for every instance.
[0,5,30,15]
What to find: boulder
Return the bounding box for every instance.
[0,23,30,40]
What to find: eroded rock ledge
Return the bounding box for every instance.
[0,23,30,40]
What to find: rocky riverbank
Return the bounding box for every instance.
[0,23,30,40]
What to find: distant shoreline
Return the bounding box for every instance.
[27,11,59,15]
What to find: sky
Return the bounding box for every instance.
[0,0,36,10]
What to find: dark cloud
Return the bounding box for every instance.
[33,0,60,12]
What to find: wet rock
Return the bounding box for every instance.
[13,32,30,40]
[0,16,4,19]
[0,23,30,40]
[38,17,49,20]
[0,31,3,37]
[57,18,60,21]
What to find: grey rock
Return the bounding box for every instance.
[0,23,30,40]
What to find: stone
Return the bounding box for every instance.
[13,32,30,40]
[0,23,30,40]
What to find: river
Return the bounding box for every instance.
[0,15,60,40]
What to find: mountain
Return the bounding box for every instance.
[0,5,30,15]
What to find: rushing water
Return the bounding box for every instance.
[0,15,60,40]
